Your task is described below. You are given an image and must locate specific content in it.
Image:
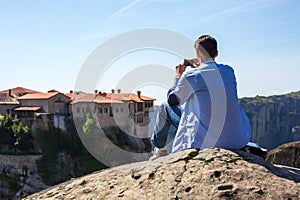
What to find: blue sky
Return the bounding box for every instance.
[1,0,299,103]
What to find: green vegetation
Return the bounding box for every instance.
[254,95,267,100]
[81,153,107,175]
[0,174,21,193]
[35,111,107,186]
[82,107,97,135]
[35,126,72,155]
[0,114,33,152]
[286,91,300,96]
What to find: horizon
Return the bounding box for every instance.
[1,0,300,104]
[2,85,299,99]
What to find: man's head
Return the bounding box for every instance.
[194,35,218,60]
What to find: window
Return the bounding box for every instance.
[144,101,153,108]
[115,107,119,113]
[104,107,108,113]
[145,101,150,108]
[120,107,124,113]
[77,108,80,113]
[137,103,143,112]
[136,113,143,123]
[98,107,103,114]
[110,106,113,117]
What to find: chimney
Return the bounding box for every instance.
[137,91,141,98]
[94,90,98,94]
[70,90,73,94]
[8,89,12,97]
[117,89,121,94]
[111,89,115,94]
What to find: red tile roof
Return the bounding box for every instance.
[0,93,19,104]
[71,93,96,103]
[106,93,156,102]
[71,93,123,104]
[14,106,41,111]
[0,87,40,104]
[71,91,155,104]
[18,92,60,100]
[0,87,40,97]
[94,95,123,104]
[65,93,74,99]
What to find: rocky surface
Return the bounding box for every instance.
[25,148,300,200]
[267,141,300,168]
[0,164,48,199]
[240,92,300,150]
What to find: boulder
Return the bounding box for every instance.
[24,148,300,199]
[266,141,300,168]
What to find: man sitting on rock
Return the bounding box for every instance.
[150,35,251,160]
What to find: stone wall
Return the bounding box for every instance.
[72,101,153,138]
[0,154,42,171]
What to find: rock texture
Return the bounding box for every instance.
[267,141,300,168]
[0,164,48,199]
[240,92,300,150]
[25,148,300,200]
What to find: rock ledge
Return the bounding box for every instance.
[25,148,300,199]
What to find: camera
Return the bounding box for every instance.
[183,59,199,67]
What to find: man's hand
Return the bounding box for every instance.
[175,63,187,78]
[175,58,199,78]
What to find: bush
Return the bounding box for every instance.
[0,114,33,152]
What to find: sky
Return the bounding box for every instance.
[1,0,300,103]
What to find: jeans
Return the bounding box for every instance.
[151,102,182,152]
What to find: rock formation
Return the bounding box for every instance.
[267,141,300,168]
[25,148,300,199]
[240,92,300,150]
[0,163,48,199]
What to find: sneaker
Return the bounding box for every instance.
[149,147,168,161]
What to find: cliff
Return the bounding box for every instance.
[240,92,300,150]
[25,148,300,199]
[0,155,48,199]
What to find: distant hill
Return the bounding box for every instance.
[240,91,300,150]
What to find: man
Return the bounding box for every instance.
[150,35,251,159]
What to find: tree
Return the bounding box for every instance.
[0,114,32,152]
[11,118,31,151]
[0,114,15,147]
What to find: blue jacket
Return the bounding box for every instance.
[168,60,251,152]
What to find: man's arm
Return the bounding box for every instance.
[167,62,194,106]
[167,74,194,106]
[167,79,180,106]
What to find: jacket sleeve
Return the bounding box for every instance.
[167,74,194,106]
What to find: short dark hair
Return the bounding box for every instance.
[194,35,218,58]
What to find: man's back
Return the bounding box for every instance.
[171,60,251,153]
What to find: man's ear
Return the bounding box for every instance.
[196,49,201,58]
[214,51,219,58]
